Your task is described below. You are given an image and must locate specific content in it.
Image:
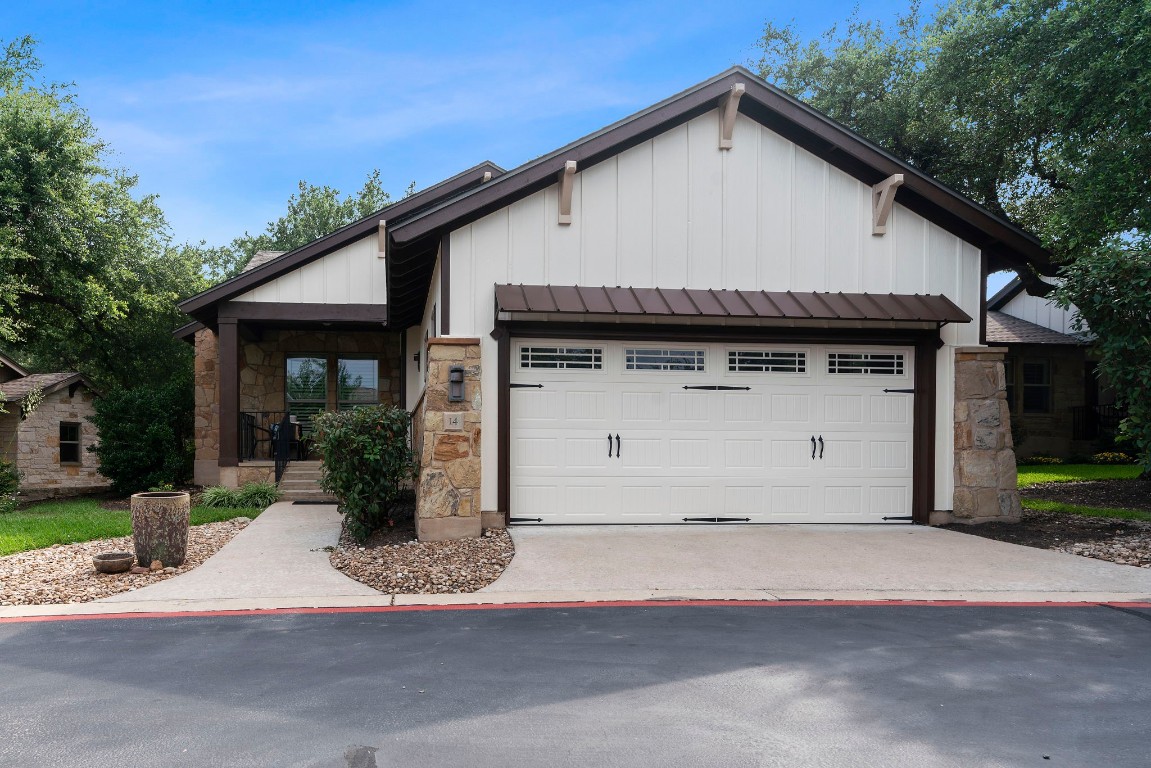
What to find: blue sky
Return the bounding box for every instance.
[6,1,1027,293]
[3,1,925,245]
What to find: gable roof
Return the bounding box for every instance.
[0,372,97,403]
[0,351,29,378]
[985,311,1084,346]
[382,66,1055,328]
[988,277,1027,310]
[178,161,505,323]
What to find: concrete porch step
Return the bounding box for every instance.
[279,489,338,502]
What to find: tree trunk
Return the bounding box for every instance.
[130,492,191,567]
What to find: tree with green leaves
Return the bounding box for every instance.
[204,173,415,280]
[755,0,1151,471]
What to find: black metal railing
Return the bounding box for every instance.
[274,413,292,483]
[239,411,288,460]
[1071,404,1126,441]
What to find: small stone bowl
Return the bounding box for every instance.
[93,552,134,574]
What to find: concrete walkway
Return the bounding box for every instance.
[95,502,383,608]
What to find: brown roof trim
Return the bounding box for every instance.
[0,351,30,377]
[987,276,1026,310]
[178,161,505,320]
[390,66,1053,278]
[218,302,388,324]
[0,372,98,403]
[495,285,971,324]
[173,320,205,342]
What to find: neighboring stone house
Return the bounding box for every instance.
[985,278,1114,459]
[178,67,1063,540]
[0,352,109,499]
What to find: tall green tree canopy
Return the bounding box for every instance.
[755,0,1150,260]
[0,36,206,389]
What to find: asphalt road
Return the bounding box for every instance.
[1,603,1149,767]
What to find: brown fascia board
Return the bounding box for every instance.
[388,66,1054,277]
[0,351,30,377]
[178,160,505,320]
[987,277,1026,310]
[173,319,205,343]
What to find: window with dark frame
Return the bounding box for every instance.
[59,422,81,464]
[1022,359,1052,413]
[1004,357,1015,412]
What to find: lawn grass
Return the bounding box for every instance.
[1016,463,1143,487]
[0,499,261,557]
[1021,498,1151,523]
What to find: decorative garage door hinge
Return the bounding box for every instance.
[510,383,544,389]
[509,517,544,523]
[683,517,752,523]
[883,388,915,394]
[882,516,914,521]
[682,385,752,391]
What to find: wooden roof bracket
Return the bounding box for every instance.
[377,220,387,259]
[718,83,745,150]
[558,160,577,225]
[872,173,905,235]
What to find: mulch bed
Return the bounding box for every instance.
[944,479,1151,568]
[329,517,515,594]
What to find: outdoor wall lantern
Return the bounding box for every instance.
[448,366,465,402]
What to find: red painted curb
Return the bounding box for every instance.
[1,599,1149,624]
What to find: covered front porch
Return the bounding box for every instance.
[191,303,402,488]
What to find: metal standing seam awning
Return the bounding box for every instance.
[494,284,972,325]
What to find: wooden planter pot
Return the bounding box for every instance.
[130,491,191,567]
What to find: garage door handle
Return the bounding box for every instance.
[608,434,613,458]
[615,434,621,458]
[811,436,817,460]
[818,435,824,459]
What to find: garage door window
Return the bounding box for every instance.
[828,352,905,375]
[520,346,603,370]
[625,348,705,372]
[728,350,806,373]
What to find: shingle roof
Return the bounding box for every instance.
[241,250,286,273]
[985,311,1084,345]
[0,372,85,402]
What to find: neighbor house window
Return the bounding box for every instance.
[338,358,379,410]
[59,422,81,464]
[1022,359,1051,414]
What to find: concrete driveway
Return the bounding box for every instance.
[481,524,1151,602]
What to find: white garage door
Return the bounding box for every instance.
[509,340,915,524]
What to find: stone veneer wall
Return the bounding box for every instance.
[414,338,483,541]
[947,346,1021,524]
[13,386,110,497]
[193,329,220,486]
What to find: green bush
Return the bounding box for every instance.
[0,458,19,514]
[312,404,416,542]
[237,481,279,508]
[88,369,194,495]
[1089,451,1137,465]
[199,485,240,508]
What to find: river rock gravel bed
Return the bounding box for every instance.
[945,509,1151,568]
[330,521,515,594]
[0,518,250,606]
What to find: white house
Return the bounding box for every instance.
[179,68,1057,540]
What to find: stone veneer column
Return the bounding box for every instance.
[193,329,220,487]
[415,338,482,541]
[949,346,1021,524]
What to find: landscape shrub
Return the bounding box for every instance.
[0,458,19,514]
[236,481,279,508]
[312,404,416,542]
[88,369,194,495]
[1089,452,1136,465]
[197,486,240,508]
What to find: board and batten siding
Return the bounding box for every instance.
[234,231,386,305]
[1000,289,1081,336]
[444,109,985,514]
